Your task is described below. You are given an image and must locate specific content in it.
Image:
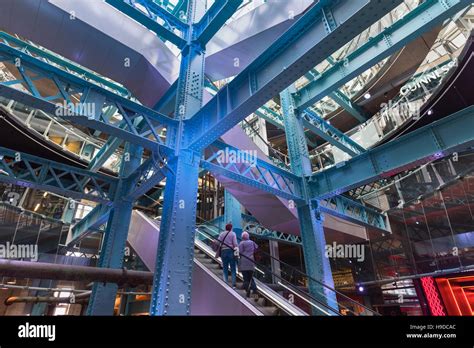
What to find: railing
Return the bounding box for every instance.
[196,218,380,316]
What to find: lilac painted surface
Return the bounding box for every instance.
[127,210,259,315]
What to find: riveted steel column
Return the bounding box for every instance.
[149,149,201,315]
[280,87,338,314]
[86,143,143,315]
[150,0,206,316]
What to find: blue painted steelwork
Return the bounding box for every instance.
[301,109,366,157]
[319,195,388,233]
[0,34,177,154]
[105,0,187,48]
[308,106,474,199]
[193,0,244,47]
[0,147,117,203]
[149,149,201,316]
[186,0,404,151]
[202,141,304,202]
[137,0,188,31]
[293,0,469,111]
[241,214,303,246]
[87,143,144,315]
[329,90,369,123]
[68,204,112,246]
[0,32,131,97]
[149,0,225,316]
[280,86,338,314]
[306,67,369,123]
[124,153,168,201]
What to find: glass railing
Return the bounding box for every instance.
[0,97,123,173]
[195,218,380,316]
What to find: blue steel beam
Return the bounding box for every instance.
[193,0,244,47]
[329,90,369,123]
[0,147,117,203]
[319,195,388,233]
[106,0,187,49]
[280,86,338,313]
[241,214,303,245]
[124,153,168,201]
[0,35,177,154]
[186,0,404,151]
[88,137,124,172]
[149,0,206,316]
[306,67,369,123]
[294,0,470,111]
[203,141,304,202]
[301,109,366,157]
[68,204,112,246]
[139,0,188,31]
[0,32,130,97]
[87,143,144,315]
[308,106,474,199]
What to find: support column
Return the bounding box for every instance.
[280,87,338,313]
[149,149,201,315]
[224,190,243,239]
[150,0,206,316]
[86,143,143,315]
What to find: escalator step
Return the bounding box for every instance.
[257,306,279,316]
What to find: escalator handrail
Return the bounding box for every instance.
[197,217,380,316]
[194,226,342,316]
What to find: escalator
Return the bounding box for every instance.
[127,210,378,316]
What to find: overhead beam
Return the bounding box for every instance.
[186,0,404,151]
[0,147,117,203]
[308,106,474,199]
[202,141,304,202]
[193,0,243,47]
[68,204,111,246]
[136,0,188,31]
[301,109,365,157]
[319,195,389,233]
[106,0,187,48]
[0,36,177,154]
[329,90,369,123]
[294,0,469,111]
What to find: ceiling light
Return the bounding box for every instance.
[364,93,371,100]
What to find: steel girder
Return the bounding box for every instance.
[202,141,304,202]
[186,0,404,151]
[293,0,470,111]
[68,204,111,246]
[241,214,303,246]
[329,90,369,123]
[105,0,187,49]
[149,0,213,316]
[0,35,177,154]
[301,109,366,157]
[139,0,188,31]
[319,195,388,233]
[124,154,168,201]
[0,147,117,203]
[149,149,201,316]
[280,86,338,313]
[193,0,244,47]
[308,106,474,199]
[87,143,144,315]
